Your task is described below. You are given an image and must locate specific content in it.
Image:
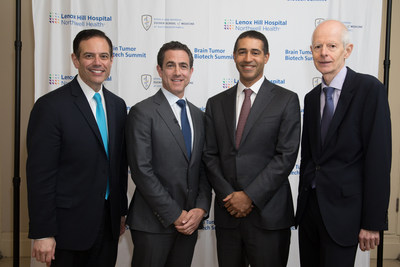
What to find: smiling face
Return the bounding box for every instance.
[71,36,113,92]
[157,49,193,98]
[233,37,269,87]
[311,20,353,85]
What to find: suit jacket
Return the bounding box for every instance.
[204,78,300,230]
[125,89,211,233]
[27,77,128,250]
[296,67,391,246]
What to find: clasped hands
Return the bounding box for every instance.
[223,191,253,218]
[174,208,205,236]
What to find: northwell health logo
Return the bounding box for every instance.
[49,12,61,24]
[48,12,111,27]
[224,18,288,32]
[49,74,112,86]
[222,78,238,89]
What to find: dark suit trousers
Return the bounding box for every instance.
[298,189,358,267]
[51,200,118,267]
[216,219,291,267]
[130,229,198,267]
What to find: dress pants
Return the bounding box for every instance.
[216,219,291,267]
[130,229,198,267]
[298,189,358,267]
[51,200,118,267]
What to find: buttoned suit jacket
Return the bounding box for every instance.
[296,67,391,246]
[204,78,300,230]
[125,89,211,233]
[27,77,128,250]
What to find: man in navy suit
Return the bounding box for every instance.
[27,29,128,267]
[296,20,391,267]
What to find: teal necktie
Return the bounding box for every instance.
[93,93,110,199]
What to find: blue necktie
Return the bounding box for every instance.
[93,93,110,199]
[320,87,335,145]
[176,99,192,159]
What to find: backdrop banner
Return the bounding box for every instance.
[31,0,382,266]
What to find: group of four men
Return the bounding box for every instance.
[27,19,391,267]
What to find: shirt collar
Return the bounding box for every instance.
[322,66,347,91]
[161,87,186,106]
[77,74,105,99]
[236,76,264,97]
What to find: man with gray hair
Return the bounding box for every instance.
[296,20,391,267]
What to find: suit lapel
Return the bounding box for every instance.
[221,86,237,148]
[306,86,323,157]
[154,90,189,161]
[71,79,106,155]
[240,79,274,147]
[188,101,201,165]
[104,88,116,158]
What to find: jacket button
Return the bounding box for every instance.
[315,165,320,170]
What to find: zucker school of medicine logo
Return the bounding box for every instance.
[141,74,152,90]
[313,77,322,87]
[315,18,325,27]
[142,15,152,31]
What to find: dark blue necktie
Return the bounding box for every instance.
[320,87,335,145]
[176,99,192,159]
[93,93,110,199]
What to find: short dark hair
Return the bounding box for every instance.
[73,29,113,58]
[157,41,194,68]
[233,30,269,55]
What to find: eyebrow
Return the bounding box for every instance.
[165,61,189,65]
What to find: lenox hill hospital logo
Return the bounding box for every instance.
[224,18,288,31]
[48,11,111,27]
[49,73,111,86]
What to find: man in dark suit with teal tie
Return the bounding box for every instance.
[27,29,128,267]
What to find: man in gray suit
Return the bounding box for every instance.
[204,31,300,267]
[125,41,211,267]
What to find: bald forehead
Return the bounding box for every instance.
[313,20,347,40]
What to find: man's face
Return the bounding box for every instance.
[157,49,193,98]
[71,36,113,92]
[311,21,353,84]
[233,37,269,87]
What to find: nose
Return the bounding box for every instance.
[93,55,101,65]
[173,66,182,75]
[320,45,328,56]
[244,52,252,62]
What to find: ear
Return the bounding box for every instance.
[344,43,353,59]
[156,65,163,78]
[71,53,79,69]
[264,52,270,64]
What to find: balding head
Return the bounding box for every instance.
[310,20,353,85]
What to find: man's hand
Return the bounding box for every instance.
[175,208,206,235]
[173,210,189,227]
[120,216,126,236]
[223,191,253,218]
[32,237,56,267]
[359,229,380,251]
